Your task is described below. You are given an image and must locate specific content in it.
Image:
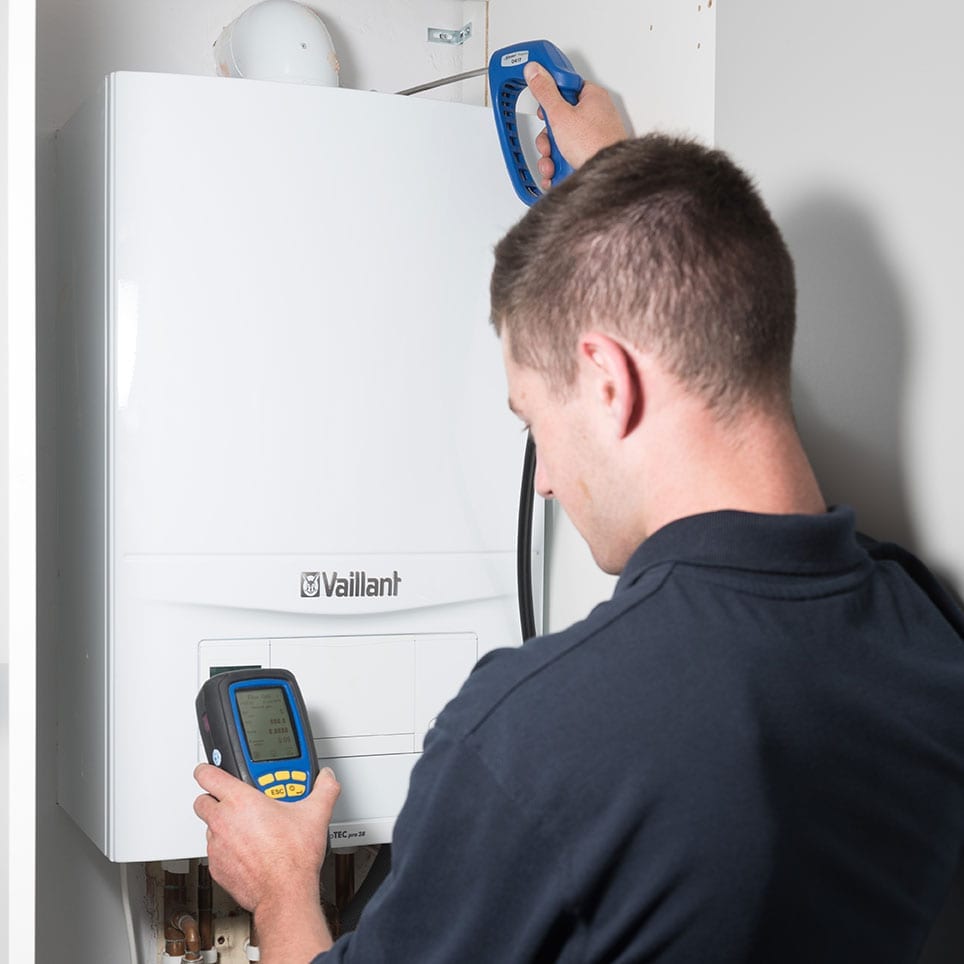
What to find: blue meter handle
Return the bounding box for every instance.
[488,40,584,207]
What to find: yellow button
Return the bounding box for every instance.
[286,783,306,798]
[265,785,287,799]
[274,770,291,782]
[257,774,274,787]
[292,770,307,781]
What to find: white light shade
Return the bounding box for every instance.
[214,0,340,87]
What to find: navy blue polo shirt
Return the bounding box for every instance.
[319,507,964,963]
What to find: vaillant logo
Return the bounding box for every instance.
[301,572,321,597]
[300,570,402,599]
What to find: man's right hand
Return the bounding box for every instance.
[194,763,341,958]
[523,61,629,190]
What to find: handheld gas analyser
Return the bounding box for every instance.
[196,668,319,800]
[488,39,584,205]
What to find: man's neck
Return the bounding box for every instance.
[638,402,826,540]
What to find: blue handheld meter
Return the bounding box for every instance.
[488,39,584,206]
[196,668,319,801]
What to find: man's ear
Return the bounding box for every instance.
[577,331,642,438]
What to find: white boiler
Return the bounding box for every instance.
[56,72,542,861]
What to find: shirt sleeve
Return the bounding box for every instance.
[311,721,581,963]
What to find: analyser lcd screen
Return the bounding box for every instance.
[236,686,299,763]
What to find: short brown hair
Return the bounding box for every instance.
[490,135,796,415]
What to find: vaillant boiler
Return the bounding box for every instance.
[56,72,543,861]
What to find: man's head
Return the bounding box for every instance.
[490,134,797,417]
[491,135,804,572]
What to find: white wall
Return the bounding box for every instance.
[0,662,6,957]
[37,0,490,132]
[1,1,8,675]
[3,0,36,958]
[1,0,9,933]
[490,0,715,141]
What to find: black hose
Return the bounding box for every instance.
[517,432,538,641]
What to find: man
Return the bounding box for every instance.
[195,63,964,962]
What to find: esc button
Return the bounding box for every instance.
[265,785,287,800]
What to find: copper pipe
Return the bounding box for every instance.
[197,863,214,951]
[171,911,202,962]
[164,871,187,958]
[334,852,355,911]
[163,922,186,959]
[163,868,201,961]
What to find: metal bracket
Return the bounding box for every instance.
[428,23,472,46]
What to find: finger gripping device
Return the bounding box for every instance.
[488,39,584,206]
[196,668,319,801]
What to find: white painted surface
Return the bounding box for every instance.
[37,0,489,133]
[4,0,36,959]
[489,0,715,141]
[0,666,7,964]
[1,0,8,676]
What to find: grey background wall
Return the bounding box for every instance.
[716,1,963,585]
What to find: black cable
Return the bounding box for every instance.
[517,432,538,641]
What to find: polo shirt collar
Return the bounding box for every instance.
[615,506,867,594]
